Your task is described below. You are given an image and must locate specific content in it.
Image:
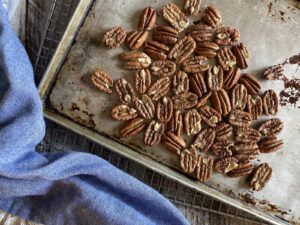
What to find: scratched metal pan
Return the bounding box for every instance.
[38,0,300,224]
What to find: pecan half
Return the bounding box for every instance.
[199,105,221,127]
[228,110,252,127]
[217,48,237,71]
[250,163,272,191]
[126,31,149,50]
[139,7,157,31]
[91,70,113,94]
[215,27,240,46]
[184,109,202,136]
[189,73,207,98]
[172,92,198,110]
[207,65,224,91]
[147,77,171,101]
[162,131,186,155]
[214,157,238,174]
[258,136,283,153]
[180,147,198,173]
[214,122,233,141]
[247,95,263,120]
[236,127,261,143]
[227,161,254,178]
[111,105,137,121]
[168,110,183,137]
[231,84,248,110]
[115,78,136,104]
[144,121,165,147]
[194,155,214,182]
[262,90,278,116]
[202,6,222,28]
[135,94,155,119]
[168,36,196,64]
[144,41,170,60]
[239,73,261,95]
[195,42,219,58]
[192,128,215,152]
[120,118,145,137]
[258,118,283,137]
[184,0,201,15]
[263,65,284,80]
[211,89,232,116]
[152,25,178,44]
[119,51,152,70]
[103,26,126,49]
[234,142,260,161]
[156,97,173,123]
[182,56,210,73]
[186,24,213,42]
[211,140,235,157]
[172,71,190,95]
[150,60,176,77]
[223,67,241,90]
[135,69,152,94]
[231,43,250,69]
[163,3,189,32]
[196,91,212,107]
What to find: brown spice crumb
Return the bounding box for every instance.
[267,2,273,14]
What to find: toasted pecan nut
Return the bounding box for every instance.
[144,41,169,60]
[207,65,224,91]
[186,24,213,42]
[147,77,171,101]
[195,42,219,58]
[202,6,222,28]
[228,110,252,127]
[163,3,189,32]
[172,71,190,95]
[180,148,198,173]
[119,51,152,70]
[150,60,176,77]
[239,73,261,95]
[91,70,113,94]
[168,36,196,64]
[152,25,178,44]
[135,94,155,119]
[227,161,254,178]
[214,122,233,142]
[184,0,201,15]
[156,97,173,123]
[198,105,221,128]
[115,78,136,104]
[263,65,284,80]
[234,142,260,161]
[139,7,157,31]
[192,128,215,152]
[211,89,232,116]
[135,69,152,94]
[258,136,283,153]
[214,157,238,174]
[231,43,250,69]
[184,109,202,136]
[211,140,235,157]
[144,121,165,147]
[182,56,210,73]
[262,89,278,116]
[120,118,145,137]
[103,26,126,49]
[250,163,272,191]
[236,127,261,143]
[194,155,214,182]
[217,48,237,71]
[126,30,149,50]
[162,131,186,155]
[189,73,207,98]
[247,95,263,120]
[196,91,212,107]
[111,105,137,121]
[215,27,240,46]
[258,118,283,137]
[172,92,198,110]
[223,67,241,90]
[231,84,248,110]
[168,110,183,137]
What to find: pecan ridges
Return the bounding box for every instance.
[91,70,113,94]
[120,118,145,137]
[162,131,186,155]
[144,121,165,147]
[250,163,272,191]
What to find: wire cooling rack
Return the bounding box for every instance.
[26,0,271,224]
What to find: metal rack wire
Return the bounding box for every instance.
[26,0,271,224]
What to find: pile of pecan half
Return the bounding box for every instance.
[93,1,284,192]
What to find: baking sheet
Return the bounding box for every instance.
[44,0,300,224]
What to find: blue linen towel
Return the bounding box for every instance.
[0,2,189,225]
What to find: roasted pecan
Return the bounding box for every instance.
[263,65,284,80]
[182,56,210,73]
[231,43,250,69]
[144,41,169,60]
[215,27,240,46]
[184,0,201,15]
[214,122,233,141]
[115,78,136,104]
[184,109,202,136]
[223,67,241,90]
[152,25,178,44]
[172,92,198,110]
[144,121,165,147]
[211,140,235,157]
[139,7,157,31]
[194,155,214,182]
[216,48,237,71]
[135,94,155,119]
[250,163,272,191]
[156,97,173,123]
[227,161,254,178]
[262,90,278,116]
[211,89,232,116]
[180,147,198,173]
[228,110,252,127]
[236,127,261,143]
[247,95,263,120]
[147,77,171,101]
[163,3,189,32]
[135,69,152,94]
[231,84,248,110]
[258,118,283,137]
[207,65,224,91]
[126,31,149,50]
[186,25,213,42]
[168,110,183,137]
[168,36,196,64]
[192,128,215,152]
[234,142,260,161]
[258,136,283,153]
[195,42,219,58]
[202,6,222,28]
[150,60,176,77]
[239,73,261,95]
[119,51,152,70]
[189,73,207,98]
[103,26,126,49]
[162,131,186,155]
[214,157,238,174]
[120,118,145,137]
[198,106,221,127]
[111,105,137,121]
[196,91,212,107]
[172,71,190,95]
[91,70,113,94]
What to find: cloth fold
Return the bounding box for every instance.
[0,2,189,225]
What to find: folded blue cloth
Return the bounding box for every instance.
[0,2,189,225]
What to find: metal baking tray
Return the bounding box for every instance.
[38,0,300,224]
